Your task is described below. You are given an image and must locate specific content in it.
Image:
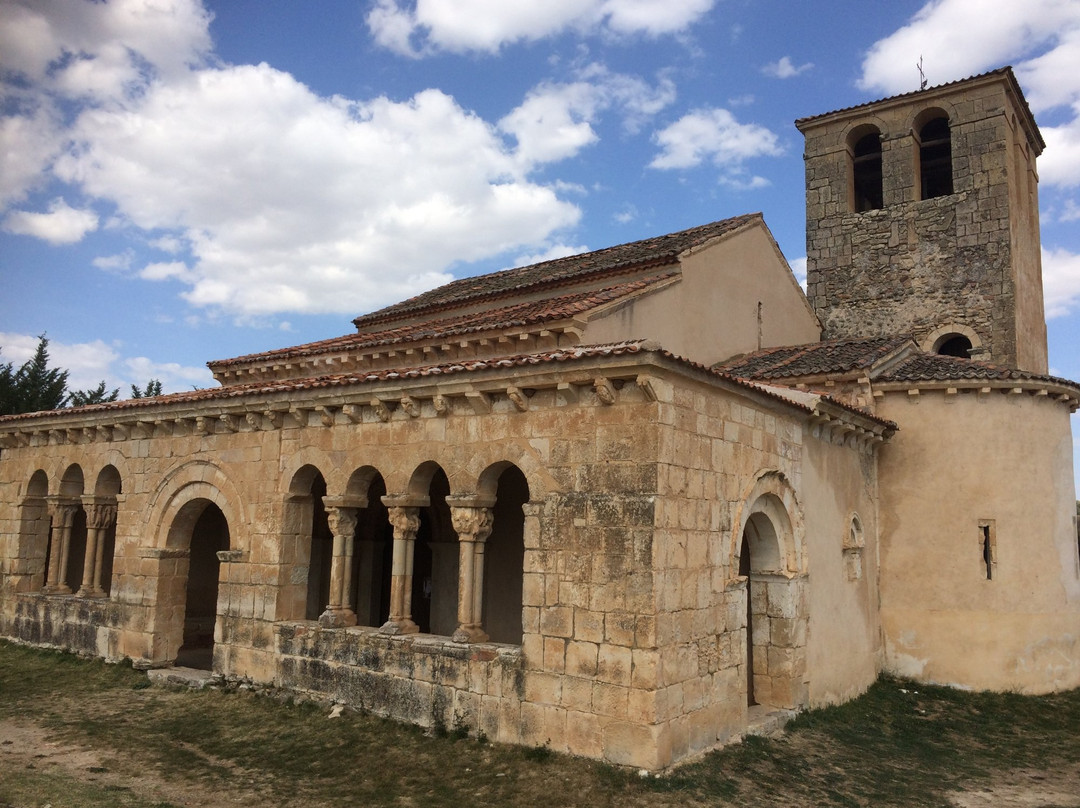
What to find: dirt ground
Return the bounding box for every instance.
[3,715,1079,808]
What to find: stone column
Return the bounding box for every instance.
[43,500,79,594]
[79,499,117,598]
[319,505,359,628]
[450,505,494,643]
[379,506,420,635]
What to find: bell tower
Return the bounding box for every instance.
[796,68,1047,372]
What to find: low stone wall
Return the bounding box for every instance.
[274,623,525,741]
[10,594,132,660]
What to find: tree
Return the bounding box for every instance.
[68,380,120,407]
[131,379,163,398]
[0,336,158,415]
[0,336,69,415]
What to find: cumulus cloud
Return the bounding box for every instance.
[858,0,1080,189]
[2,198,99,244]
[649,108,782,187]
[1043,245,1080,318]
[762,57,813,79]
[499,67,675,167]
[2,1,629,319]
[0,331,212,394]
[367,0,715,56]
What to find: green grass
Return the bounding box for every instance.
[1,640,1078,807]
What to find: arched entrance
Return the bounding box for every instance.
[733,473,809,713]
[172,500,230,670]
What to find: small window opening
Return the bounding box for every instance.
[919,117,953,199]
[852,132,883,212]
[936,335,972,358]
[979,521,996,581]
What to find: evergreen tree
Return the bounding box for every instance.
[68,380,120,407]
[131,379,163,398]
[1,336,69,415]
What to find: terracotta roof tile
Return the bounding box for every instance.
[876,354,1080,389]
[211,274,677,369]
[351,214,760,328]
[714,335,913,380]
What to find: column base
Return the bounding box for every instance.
[452,625,489,644]
[42,584,71,595]
[378,618,419,635]
[318,608,358,628]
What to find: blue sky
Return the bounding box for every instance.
[1,0,1079,484]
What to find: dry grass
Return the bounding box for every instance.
[1,640,1078,808]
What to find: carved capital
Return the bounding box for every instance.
[387,506,420,540]
[85,503,118,531]
[326,507,359,540]
[450,506,494,543]
[48,500,80,527]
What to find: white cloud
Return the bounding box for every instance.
[2,2,604,319]
[92,251,135,272]
[762,57,813,79]
[367,0,715,56]
[789,256,807,290]
[511,243,590,268]
[0,331,212,395]
[1043,245,1080,318]
[2,198,98,244]
[650,108,782,175]
[858,0,1080,189]
[499,68,675,167]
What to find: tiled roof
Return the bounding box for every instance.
[0,338,894,431]
[794,67,1045,151]
[714,336,914,380]
[351,214,761,328]
[876,354,1080,389]
[210,274,677,369]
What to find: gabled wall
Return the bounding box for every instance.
[583,221,819,367]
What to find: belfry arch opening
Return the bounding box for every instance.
[935,333,973,358]
[849,126,883,212]
[918,114,953,199]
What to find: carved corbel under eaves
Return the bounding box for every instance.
[556,382,578,406]
[400,395,420,418]
[370,397,391,423]
[432,393,449,416]
[466,390,491,415]
[593,377,616,405]
[506,386,528,412]
[219,413,240,432]
[265,410,285,429]
[343,403,363,423]
[245,412,263,431]
[316,406,336,427]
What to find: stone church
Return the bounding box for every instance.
[1,68,1077,770]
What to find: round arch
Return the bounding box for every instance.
[59,464,85,498]
[922,323,982,358]
[146,460,245,551]
[730,469,806,577]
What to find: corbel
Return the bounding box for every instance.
[432,393,449,416]
[1034,388,1048,397]
[68,428,83,444]
[219,413,240,432]
[1008,387,1024,396]
[636,375,660,402]
[370,397,391,423]
[316,406,336,427]
[400,395,420,418]
[265,410,284,429]
[245,412,263,431]
[466,390,492,415]
[343,403,363,423]
[556,382,578,406]
[96,425,113,442]
[593,377,616,405]
[506,386,528,412]
[112,423,130,442]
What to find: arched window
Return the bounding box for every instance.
[851,129,883,212]
[935,334,972,358]
[919,116,953,199]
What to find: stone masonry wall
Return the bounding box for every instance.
[801,75,1045,370]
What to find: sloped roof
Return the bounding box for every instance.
[210,274,677,370]
[714,335,914,380]
[875,353,1080,389]
[351,214,761,328]
[794,67,1044,152]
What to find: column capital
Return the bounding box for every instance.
[325,506,358,539]
[386,506,420,539]
[449,505,494,543]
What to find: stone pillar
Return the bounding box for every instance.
[319,504,359,628]
[43,500,79,594]
[379,506,420,635]
[79,499,117,598]
[450,506,494,643]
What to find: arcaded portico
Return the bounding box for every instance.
[1,69,1078,770]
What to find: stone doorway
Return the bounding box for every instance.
[174,501,229,670]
